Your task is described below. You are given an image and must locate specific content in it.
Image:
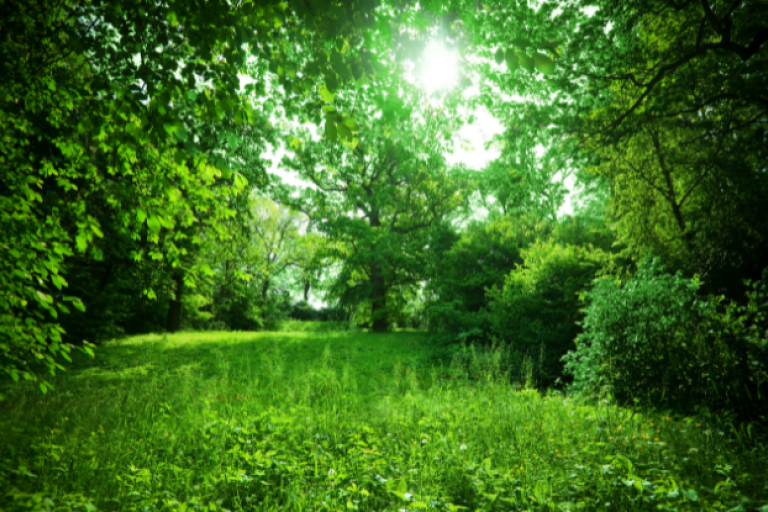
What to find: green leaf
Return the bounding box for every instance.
[325,71,339,92]
[163,122,178,136]
[76,233,88,253]
[342,117,359,132]
[174,127,189,142]
[494,48,505,64]
[505,50,519,71]
[51,274,67,290]
[227,134,242,152]
[233,173,248,191]
[682,490,699,502]
[319,83,335,103]
[516,51,535,73]
[533,52,555,74]
[147,215,162,233]
[137,207,147,225]
[510,37,532,48]
[66,297,86,312]
[326,119,337,142]
[337,122,352,141]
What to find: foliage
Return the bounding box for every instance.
[2,330,767,511]
[564,257,768,422]
[425,215,551,339]
[488,239,607,387]
[587,111,768,298]
[0,0,389,387]
[279,71,466,331]
[438,0,768,298]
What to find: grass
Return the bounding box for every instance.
[1,326,767,512]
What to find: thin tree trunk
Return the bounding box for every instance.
[370,261,388,332]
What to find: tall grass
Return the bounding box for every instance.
[1,327,766,511]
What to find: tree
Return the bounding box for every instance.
[279,74,466,331]
[424,214,551,338]
[0,0,384,386]
[587,116,768,295]
[440,0,768,296]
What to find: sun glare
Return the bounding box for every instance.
[419,42,458,93]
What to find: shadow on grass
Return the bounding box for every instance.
[1,330,439,406]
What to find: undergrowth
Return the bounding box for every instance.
[1,327,766,512]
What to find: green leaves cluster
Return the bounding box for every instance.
[488,239,607,387]
[0,0,383,386]
[564,257,768,421]
[279,70,466,331]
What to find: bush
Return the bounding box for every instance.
[425,215,550,339]
[564,257,768,422]
[488,240,606,388]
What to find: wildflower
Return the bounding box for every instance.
[460,444,467,450]
[654,438,659,441]
[617,425,622,432]
[665,417,671,422]
[421,439,427,444]
[328,469,336,477]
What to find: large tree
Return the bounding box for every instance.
[278,74,466,331]
[0,0,385,386]
[433,0,768,295]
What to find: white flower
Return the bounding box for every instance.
[421,438,427,444]
[460,444,467,450]
[328,469,336,477]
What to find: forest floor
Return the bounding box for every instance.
[1,323,767,512]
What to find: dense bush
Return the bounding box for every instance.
[488,240,606,387]
[425,215,551,339]
[564,257,768,422]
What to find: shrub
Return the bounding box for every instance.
[564,257,768,422]
[425,215,550,339]
[488,240,605,387]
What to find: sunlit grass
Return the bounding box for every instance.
[1,326,766,511]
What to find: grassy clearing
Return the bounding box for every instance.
[1,327,766,512]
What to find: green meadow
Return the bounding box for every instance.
[1,325,767,512]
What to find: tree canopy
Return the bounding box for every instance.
[2,0,766,401]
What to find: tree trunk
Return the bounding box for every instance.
[166,272,184,333]
[370,262,388,332]
[261,276,270,302]
[303,277,311,302]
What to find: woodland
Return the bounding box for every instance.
[1,1,768,508]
